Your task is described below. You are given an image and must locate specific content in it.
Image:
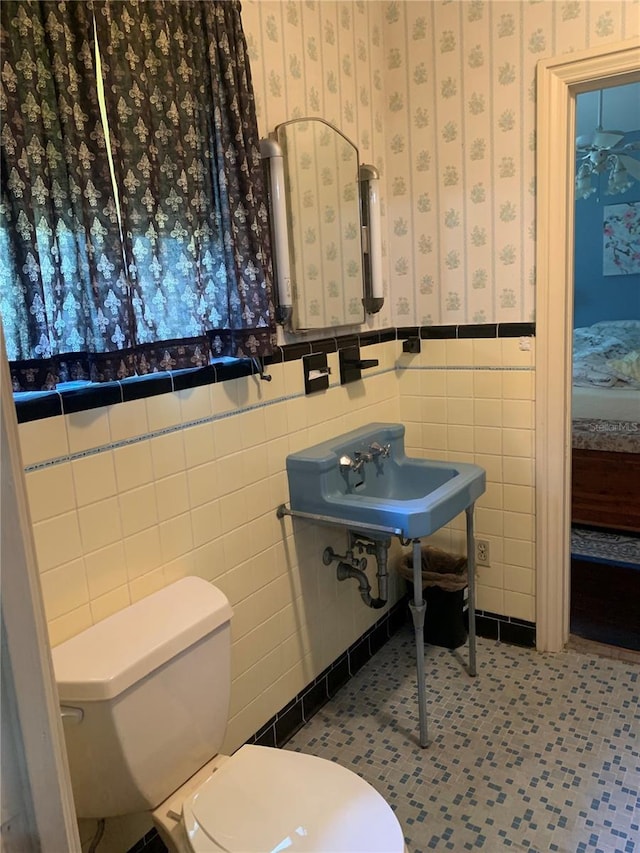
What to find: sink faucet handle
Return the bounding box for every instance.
[340,453,366,473]
[354,450,373,462]
[369,441,391,458]
[339,454,354,470]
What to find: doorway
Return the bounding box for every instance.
[569,83,640,651]
[535,38,640,653]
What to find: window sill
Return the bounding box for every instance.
[11,329,396,423]
[13,359,254,423]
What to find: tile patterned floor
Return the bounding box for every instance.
[286,627,640,853]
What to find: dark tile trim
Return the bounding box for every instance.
[326,654,350,698]
[369,620,390,656]
[274,700,305,747]
[301,678,330,720]
[397,326,420,339]
[12,392,63,423]
[61,381,123,413]
[336,333,360,350]
[212,361,254,382]
[281,341,313,362]
[475,613,500,641]
[348,636,371,675]
[357,330,383,347]
[500,620,537,647]
[498,322,536,338]
[15,323,536,424]
[253,722,277,748]
[458,323,497,339]
[171,365,219,392]
[121,373,174,403]
[421,324,458,339]
[418,322,535,341]
[307,337,338,355]
[475,609,536,647]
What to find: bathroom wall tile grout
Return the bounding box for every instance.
[23,365,398,473]
[20,332,540,835]
[23,337,538,662]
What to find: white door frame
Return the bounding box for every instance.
[1,333,81,851]
[535,38,640,653]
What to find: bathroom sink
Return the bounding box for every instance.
[285,423,486,540]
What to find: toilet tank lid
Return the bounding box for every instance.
[52,578,232,703]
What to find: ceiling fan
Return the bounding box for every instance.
[575,88,640,199]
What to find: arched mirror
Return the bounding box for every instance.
[261,118,381,332]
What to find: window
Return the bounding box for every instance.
[0,0,275,392]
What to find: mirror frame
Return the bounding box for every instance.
[261,118,382,332]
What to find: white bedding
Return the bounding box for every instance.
[573,319,640,389]
[572,385,640,423]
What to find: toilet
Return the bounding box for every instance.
[52,577,405,853]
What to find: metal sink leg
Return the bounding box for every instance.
[409,538,429,748]
[466,503,477,677]
[409,503,477,749]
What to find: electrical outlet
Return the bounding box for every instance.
[476,539,491,566]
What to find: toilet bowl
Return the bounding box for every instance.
[52,577,405,853]
[154,745,404,853]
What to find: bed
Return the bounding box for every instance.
[572,320,640,533]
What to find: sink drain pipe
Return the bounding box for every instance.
[325,536,390,609]
[336,560,385,609]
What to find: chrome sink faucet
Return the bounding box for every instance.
[339,442,390,473]
[339,452,369,473]
[354,450,374,466]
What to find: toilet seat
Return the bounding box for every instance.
[182,744,405,853]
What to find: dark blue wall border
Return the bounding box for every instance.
[14,323,535,424]
[475,610,536,647]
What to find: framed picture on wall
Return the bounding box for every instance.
[603,202,640,276]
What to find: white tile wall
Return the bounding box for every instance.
[401,335,535,622]
[21,335,535,742]
[20,343,404,753]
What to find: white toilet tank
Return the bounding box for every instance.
[52,578,233,819]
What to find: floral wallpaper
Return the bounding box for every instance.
[243,0,638,328]
[383,0,638,326]
[242,0,392,330]
[243,1,386,164]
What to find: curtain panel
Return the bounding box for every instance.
[94,0,275,370]
[0,0,130,389]
[1,0,275,391]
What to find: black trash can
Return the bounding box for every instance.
[397,546,468,649]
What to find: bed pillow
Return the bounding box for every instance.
[606,350,640,387]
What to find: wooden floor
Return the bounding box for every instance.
[570,557,640,651]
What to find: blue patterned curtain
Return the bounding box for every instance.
[0,1,130,389]
[1,0,275,391]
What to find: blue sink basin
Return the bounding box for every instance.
[285,423,486,539]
